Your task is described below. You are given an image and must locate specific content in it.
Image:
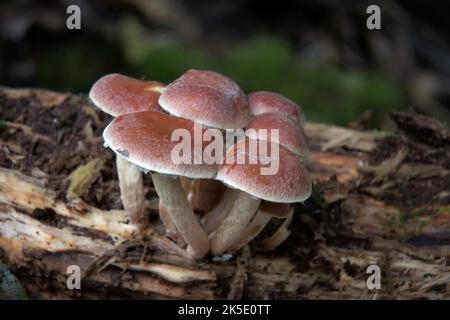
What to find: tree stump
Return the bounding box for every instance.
[0,87,449,299]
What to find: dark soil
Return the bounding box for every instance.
[0,90,126,209]
[0,92,105,173]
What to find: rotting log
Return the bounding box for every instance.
[0,87,449,299]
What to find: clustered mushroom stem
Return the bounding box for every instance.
[116,155,146,226]
[202,188,240,234]
[260,211,294,251]
[159,200,186,247]
[150,172,210,259]
[210,192,262,256]
[229,211,272,252]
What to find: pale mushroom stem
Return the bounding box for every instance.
[230,205,294,252]
[202,188,240,234]
[260,211,294,251]
[210,192,261,256]
[158,200,186,247]
[228,211,272,252]
[151,172,209,259]
[116,156,146,226]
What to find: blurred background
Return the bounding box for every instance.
[0,0,449,128]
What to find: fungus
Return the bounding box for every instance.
[211,138,311,255]
[180,177,226,214]
[248,91,305,125]
[89,73,165,227]
[245,112,309,160]
[103,111,217,258]
[159,69,250,129]
[230,202,293,251]
[159,69,252,236]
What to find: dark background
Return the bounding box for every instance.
[1,0,449,127]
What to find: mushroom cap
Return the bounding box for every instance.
[158,69,250,129]
[248,91,305,125]
[258,201,293,218]
[246,113,309,158]
[216,138,311,203]
[89,73,164,116]
[103,111,218,179]
[180,177,226,214]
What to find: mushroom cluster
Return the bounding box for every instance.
[90,69,311,259]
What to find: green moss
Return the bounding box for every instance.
[121,34,403,126]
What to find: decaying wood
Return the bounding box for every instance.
[0,87,449,299]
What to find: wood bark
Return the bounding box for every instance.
[0,87,449,299]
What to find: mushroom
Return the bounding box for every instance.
[202,187,240,234]
[245,112,309,161]
[204,98,309,235]
[90,74,165,117]
[103,110,217,258]
[224,101,310,250]
[164,178,225,245]
[159,69,250,129]
[180,177,226,214]
[229,202,293,252]
[89,74,165,227]
[159,69,252,235]
[259,210,294,251]
[258,201,293,219]
[210,138,312,255]
[248,91,306,125]
[158,200,184,245]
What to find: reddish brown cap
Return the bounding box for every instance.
[216,138,311,203]
[246,113,308,158]
[248,91,305,125]
[159,69,250,129]
[258,201,293,218]
[89,74,165,116]
[180,178,226,214]
[103,111,218,178]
